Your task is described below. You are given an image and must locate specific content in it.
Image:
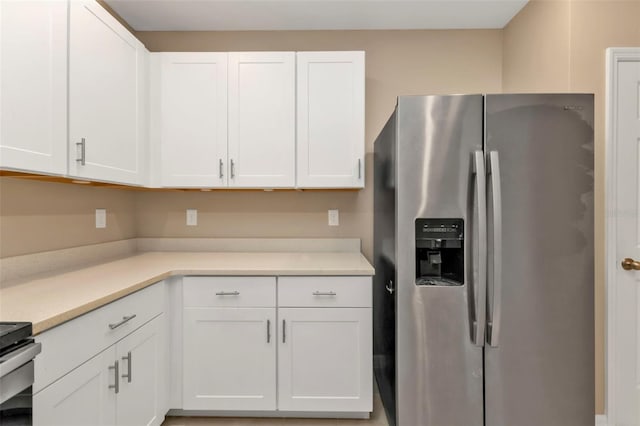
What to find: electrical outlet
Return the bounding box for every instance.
[328,209,339,226]
[186,209,198,226]
[95,209,106,228]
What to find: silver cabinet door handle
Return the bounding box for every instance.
[282,319,286,343]
[121,351,132,383]
[76,138,86,165]
[312,291,336,296]
[219,158,224,179]
[358,158,362,179]
[108,360,119,394]
[267,319,271,343]
[109,314,136,330]
[230,159,235,179]
[215,291,240,296]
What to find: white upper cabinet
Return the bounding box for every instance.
[296,51,365,188]
[68,0,148,185]
[228,52,296,188]
[155,53,228,187]
[0,0,67,175]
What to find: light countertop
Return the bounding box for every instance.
[0,251,374,335]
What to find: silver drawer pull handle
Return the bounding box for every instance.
[215,291,240,296]
[108,360,119,394]
[108,314,136,330]
[313,291,336,296]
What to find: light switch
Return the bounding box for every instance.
[186,209,198,226]
[328,209,339,226]
[95,209,106,228]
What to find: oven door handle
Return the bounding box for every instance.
[0,342,41,379]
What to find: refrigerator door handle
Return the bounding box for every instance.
[487,150,503,347]
[472,150,488,346]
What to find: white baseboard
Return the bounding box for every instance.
[596,414,608,426]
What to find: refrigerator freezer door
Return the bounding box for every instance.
[484,94,595,426]
[395,95,484,426]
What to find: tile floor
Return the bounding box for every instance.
[161,392,389,426]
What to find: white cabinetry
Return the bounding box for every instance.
[278,308,372,412]
[278,276,372,412]
[34,347,117,426]
[183,308,276,410]
[228,52,296,188]
[35,317,163,426]
[116,317,164,426]
[67,0,148,185]
[296,52,365,188]
[181,275,372,416]
[154,53,228,187]
[0,0,67,175]
[33,283,166,426]
[182,277,277,410]
[151,50,365,189]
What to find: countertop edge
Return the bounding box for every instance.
[21,253,374,335]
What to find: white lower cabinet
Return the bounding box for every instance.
[182,308,276,410]
[34,346,117,426]
[33,275,372,424]
[116,316,164,426]
[278,307,372,412]
[181,275,372,416]
[35,316,164,426]
[33,283,167,426]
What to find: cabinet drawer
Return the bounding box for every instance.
[100,283,164,343]
[34,282,164,393]
[277,276,371,308]
[183,277,276,308]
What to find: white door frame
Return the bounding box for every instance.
[604,46,640,426]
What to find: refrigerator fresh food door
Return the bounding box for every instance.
[395,95,484,426]
[484,94,595,426]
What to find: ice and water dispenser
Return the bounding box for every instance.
[415,219,464,286]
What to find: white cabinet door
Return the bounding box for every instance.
[183,307,276,410]
[33,346,117,426]
[116,315,164,426]
[158,52,228,187]
[228,52,295,188]
[278,307,372,412]
[0,0,67,175]
[68,0,146,185]
[296,52,365,188]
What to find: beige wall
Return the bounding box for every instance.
[134,30,504,261]
[502,0,640,414]
[0,178,136,258]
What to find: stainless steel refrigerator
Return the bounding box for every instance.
[373,94,594,426]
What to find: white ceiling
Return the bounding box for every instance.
[104,0,529,31]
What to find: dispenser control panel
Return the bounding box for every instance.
[415,218,464,286]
